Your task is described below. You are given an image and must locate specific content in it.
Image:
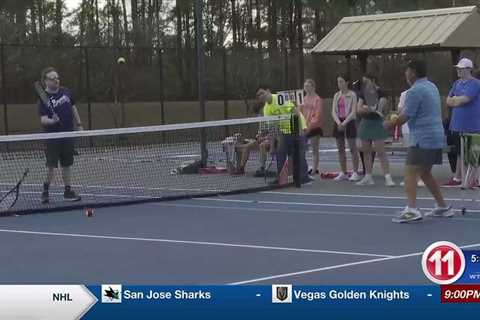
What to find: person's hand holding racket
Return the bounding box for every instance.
[49,113,60,125]
[34,81,61,126]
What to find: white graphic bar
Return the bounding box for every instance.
[0,285,97,320]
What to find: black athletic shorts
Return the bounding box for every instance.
[406,146,442,167]
[45,139,75,168]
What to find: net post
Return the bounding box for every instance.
[292,113,301,188]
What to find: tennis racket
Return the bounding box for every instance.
[0,169,29,213]
[34,81,60,124]
[34,81,81,155]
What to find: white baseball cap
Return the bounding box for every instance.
[454,58,473,69]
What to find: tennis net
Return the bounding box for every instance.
[0,115,298,215]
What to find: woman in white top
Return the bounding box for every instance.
[397,89,424,187]
[398,90,410,147]
[331,75,360,181]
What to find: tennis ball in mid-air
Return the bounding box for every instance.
[117,57,126,64]
[390,114,399,122]
[85,208,94,217]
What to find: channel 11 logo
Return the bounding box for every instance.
[422,241,466,285]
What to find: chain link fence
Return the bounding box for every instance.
[1,43,477,134]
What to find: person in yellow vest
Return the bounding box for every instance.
[256,88,312,184]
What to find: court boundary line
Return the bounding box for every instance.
[0,228,393,258]
[228,242,480,285]
[193,198,480,213]
[262,191,478,203]
[152,203,480,222]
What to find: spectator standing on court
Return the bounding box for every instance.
[331,74,360,181]
[387,60,451,223]
[445,58,480,187]
[39,67,83,204]
[299,79,323,176]
[356,74,395,187]
[257,88,311,184]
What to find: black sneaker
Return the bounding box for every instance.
[265,171,277,178]
[41,190,49,204]
[268,179,279,186]
[254,167,266,177]
[64,187,81,202]
[301,176,315,185]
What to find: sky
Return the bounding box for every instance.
[65,0,81,11]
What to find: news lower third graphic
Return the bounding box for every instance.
[0,242,479,319]
[421,241,480,286]
[422,241,466,285]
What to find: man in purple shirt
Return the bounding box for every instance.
[445,58,480,186]
[39,67,83,204]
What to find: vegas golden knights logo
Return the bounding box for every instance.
[276,286,289,301]
[272,284,292,303]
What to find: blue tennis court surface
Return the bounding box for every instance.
[2,148,480,285]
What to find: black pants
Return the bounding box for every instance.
[444,119,459,173]
[277,134,309,182]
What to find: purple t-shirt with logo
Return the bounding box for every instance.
[449,78,480,133]
[38,87,75,132]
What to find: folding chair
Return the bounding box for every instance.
[460,133,480,214]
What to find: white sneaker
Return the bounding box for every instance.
[356,175,374,186]
[425,206,454,218]
[392,207,423,223]
[385,175,396,187]
[400,180,425,187]
[349,172,360,181]
[334,172,349,181]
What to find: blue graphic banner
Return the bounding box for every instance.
[82,285,480,319]
[458,250,480,284]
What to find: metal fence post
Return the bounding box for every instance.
[223,48,229,136]
[283,47,289,89]
[83,47,93,130]
[158,48,165,124]
[1,43,8,135]
[195,0,208,166]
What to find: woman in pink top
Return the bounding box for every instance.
[299,79,323,175]
[331,75,360,181]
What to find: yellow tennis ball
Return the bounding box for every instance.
[390,114,399,122]
[117,57,126,64]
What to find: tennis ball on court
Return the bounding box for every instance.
[85,208,94,217]
[117,57,126,64]
[389,114,399,122]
